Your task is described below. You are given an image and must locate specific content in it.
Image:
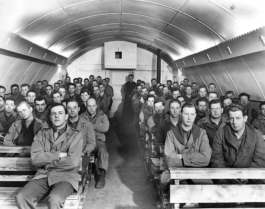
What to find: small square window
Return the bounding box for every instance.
[115,52,122,59]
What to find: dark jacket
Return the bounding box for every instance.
[139,106,155,131]
[197,115,229,147]
[244,105,258,124]
[8,94,26,106]
[80,109,109,142]
[0,111,21,134]
[95,95,108,114]
[31,124,83,191]
[252,115,265,135]
[132,94,144,114]
[147,113,166,134]
[211,122,265,168]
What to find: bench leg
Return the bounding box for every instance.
[173,180,180,209]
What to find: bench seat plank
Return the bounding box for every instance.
[0,146,31,154]
[0,175,34,181]
[170,184,265,203]
[0,158,35,171]
[169,168,265,179]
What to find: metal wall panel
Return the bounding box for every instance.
[18,63,45,85]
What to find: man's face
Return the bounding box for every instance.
[76,83,82,91]
[87,99,97,115]
[137,86,142,93]
[0,97,5,108]
[151,80,157,86]
[260,105,265,118]
[169,102,181,118]
[141,88,148,97]
[162,87,169,96]
[21,86,29,97]
[27,92,36,104]
[93,87,100,96]
[53,93,62,104]
[69,85,75,94]
[99,85,105,93]
[59,88,66,98]
[197,101,207,113]
[84,80,89,86]
[35,100,46,113]
[54,84,60,91]
[36,82,42,90]
[97,77,101,83]
[50,106,68,128]
[179,85,185,90]
[140,82,145,88]
[93,81,98,87]
[17,103,32,120]
[89,76,94,82]
[5,100,15,113]
[228,110,247,132]
[172,90,180,99]
[173,83,178,88]
[147,97,154,108]
[73,79,78,84]
[67,101,80,118]
[184,79,189,85]
[106,78,110,84]
[167,81,172,87]
[209,84,216,92]
[210,103,223,119]
[0,88,5,97]
[192,84,197,90]
[43,81,48,87]
[240,96,249,107]
[223,98,232,108]
[58,80,63,85]
[102,80,107,87]
[208,93,218,102]
[155,102,164,115]
[128,76,133,82]
[78,78,82,84]
[81,92,90,102]
[65,77,70,83]
[11,86,19,95]
[198,88,207,97]
[226,93,234,99]
[45,86,53,96]
[182,107,196,127]
[178,97,185,107]
[186,87,192,95]
[149,91,156,96]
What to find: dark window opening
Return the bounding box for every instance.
[115,52,122,59]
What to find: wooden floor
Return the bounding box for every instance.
[82,117,157,209]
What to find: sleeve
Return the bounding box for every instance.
[101,100,109,114]
[155,123,165,147]
[250,130,265,168]
[84,123,96,155]
[147,116,156,134]
[45,132,83,170]
[182,130,212,167]
[252,119,260,130]
[164,131,183,167]
[31,131,60,167]
[139,111,145,131]
[3,123,17,146]
[92,114,109,133]
[210,129,227,168]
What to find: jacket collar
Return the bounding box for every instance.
[257,115,265,123]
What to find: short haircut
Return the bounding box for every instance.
[0,85,6,91]
[106,77,110,81]
[36,81,43,84]
[162,86,168,90]
[26,90,36,96]
[173,82,178,85]
[196,97,208,106]
[167,80,172,83]
[137,79,141,82]
[239,92,250,100]
[52,91,62,97]
[89,75,94,78]
[0,96,6,102]
[140,81,145,85]
[5,97,16,105]
[93,86,99,90]
[209,99,222,109]
[99,83,104,88]
[154,99,164,106]
[177,95,184,100]
[169,99,181,108]
[75,82,81,86]
[259,101,265,110]
[45,84,53,89]
[181,102,195,113]
[43,80,48,83]
[97,76,101,79]
[11,84,19,89]
[225,90,234,95]
[34,96,47,104]
[68,83,76,88]
[93,80,98,84]
[80,88,90,95]
[20,83,30,89]
[227,103,245,116]
[198,85,208,92]
[172,88,180,93]
[184,78,189,81]
[73,78,78,81]
[54,82,60,86]
[86,97,97,104]
[142,87,147,91]
[128,74,134,77]
[148,89,155,94]
[223,97,233,103]
[59,87,66,91]
[17,101,31,109]
[84,78,89,81]
[66,99,79,107]
[49,103,67,115]
[179,84,184,87]
[151,78,157,82]
[208,83,216,87]
[185,85,192,89]
[136,84,142,88]
[209,92,219,98]
[146,95,155,101]
[78,77,83,81]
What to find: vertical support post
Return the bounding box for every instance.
[173,180,180,209]
[157,49,162,83]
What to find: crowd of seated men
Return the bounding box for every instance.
[127,75,265,206]
[0,75,113,209]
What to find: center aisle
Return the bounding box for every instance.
[83,117,157,209]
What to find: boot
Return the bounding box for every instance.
[95,169,106,189]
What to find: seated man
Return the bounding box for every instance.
[0,98,21,135]
[0,85,6,98]
[252,101,265,137]
[93,86,108,114]
[197,99,228,147]
[26,90,37,108]
[33,96,49,122]
[147,99,165,134]
[52,92,63,104]
[177,95,185,107]
[99,84,110,108]
[79,89,91,115]
[208,92,218,102]
[159,86,172,104]
[65,83,81,102]
[9,84,25,105]
[183,85,196,103]
[191,85,208,106]
[211,104,265,182]
[44,85,53,105]
[16,103,83,209]
[208,83,216,92]
[194,97,208,125]
[21,84,30,100]
[4,101,44,146]
[139,95,155,132]
[164,88,181,114]
[239,92,258,123]
[80,97,110,189]
[161,102,212,189]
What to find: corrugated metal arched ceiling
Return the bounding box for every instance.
[1,0,264,64]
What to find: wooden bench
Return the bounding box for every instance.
[0,145,87,209]
[169,167,265,209]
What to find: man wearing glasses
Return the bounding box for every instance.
[197,99,228,147]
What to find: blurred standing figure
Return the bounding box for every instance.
[123,74,136,119]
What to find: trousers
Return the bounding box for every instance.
[94,139,109,171]
[16,177,74,209]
